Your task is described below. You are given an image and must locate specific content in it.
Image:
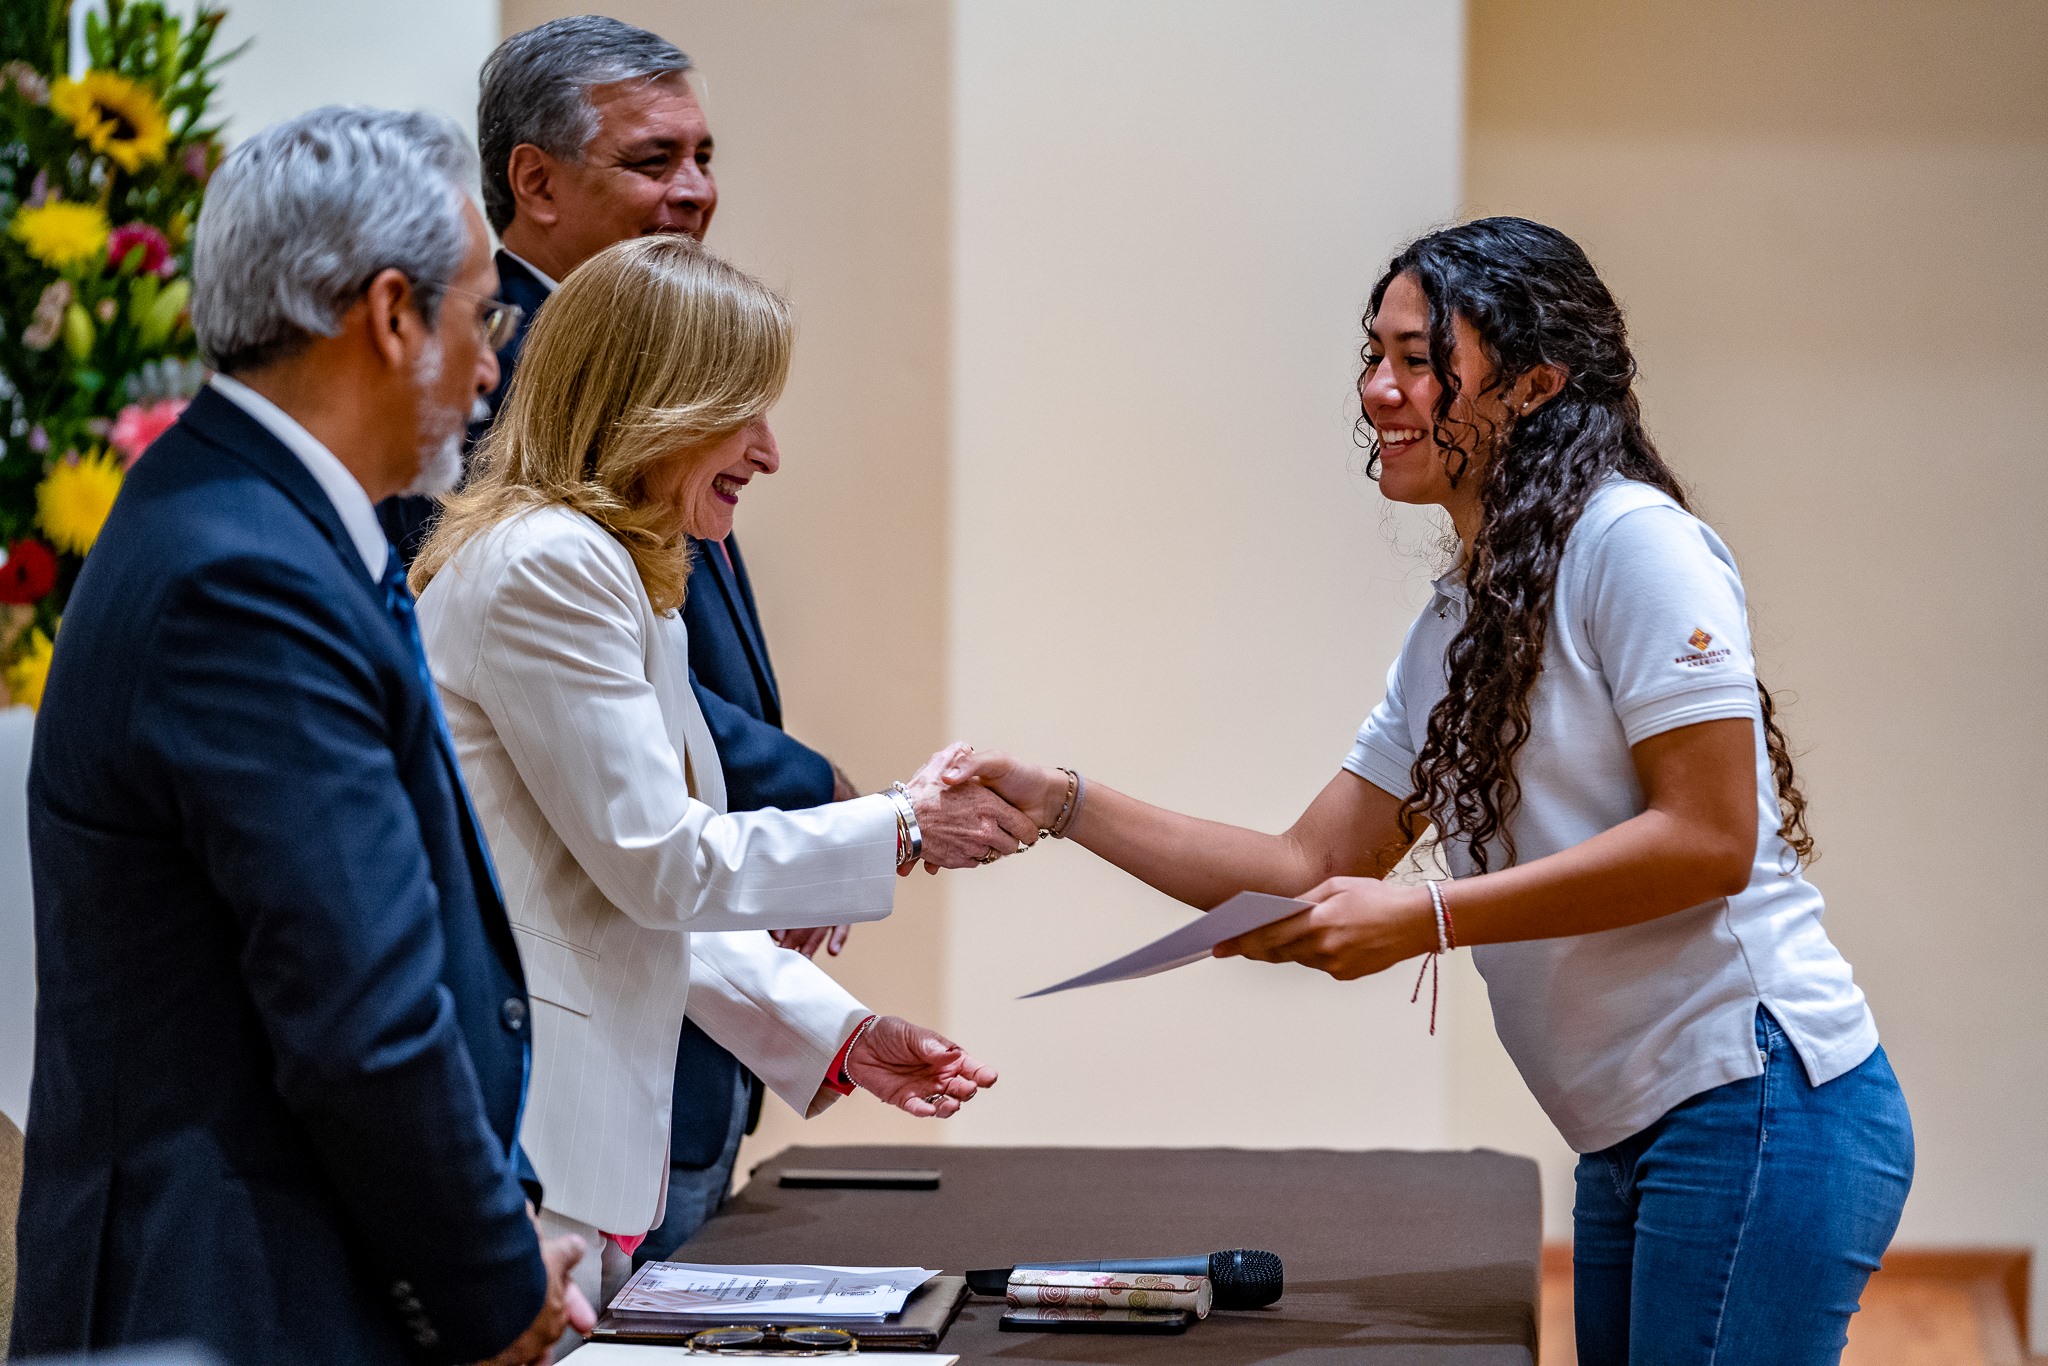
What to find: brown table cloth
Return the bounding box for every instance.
[674,1145,1541,1363]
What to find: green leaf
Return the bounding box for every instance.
[127,271,160,323]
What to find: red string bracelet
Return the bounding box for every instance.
[1410,880,1456,1035]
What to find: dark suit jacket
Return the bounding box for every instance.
[669,536,838,1164]
[13,389,547,1364]
[375,250,553,565]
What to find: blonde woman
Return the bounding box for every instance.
[412,235,1027,1307]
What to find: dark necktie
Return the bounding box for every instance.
[381,545,506,908]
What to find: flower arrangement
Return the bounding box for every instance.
[0,0,233,707]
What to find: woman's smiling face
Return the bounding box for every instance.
[647,417,780,542]
[1359,272,1502,522]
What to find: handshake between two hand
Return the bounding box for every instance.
[891,741,1055,875]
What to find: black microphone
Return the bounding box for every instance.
[965,1249,1283,1309]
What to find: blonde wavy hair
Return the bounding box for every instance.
[412,233,792,613]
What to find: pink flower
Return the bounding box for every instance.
[109,399,186,467]
[107,222,175,277]
[3,61,50,107]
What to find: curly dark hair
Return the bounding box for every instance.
[1358,217,1812,872]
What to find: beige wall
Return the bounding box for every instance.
[1464,0,2048,1343]
[940,0,1466,1148]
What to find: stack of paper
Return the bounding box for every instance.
[606,1263,939,1323]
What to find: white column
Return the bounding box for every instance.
[211,0,499,143]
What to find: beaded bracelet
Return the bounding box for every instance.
[835,1013,881,1091]
[1043,768,1080,839]
[1051,769,1087,838]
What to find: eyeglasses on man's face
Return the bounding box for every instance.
[433,282,524,350]
[682,1323,858,1355]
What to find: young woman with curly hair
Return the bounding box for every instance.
[953,218,1911,1364]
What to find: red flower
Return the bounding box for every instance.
[0,539,59,605]
[107,222,175,278]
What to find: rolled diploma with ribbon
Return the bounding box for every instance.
[1005,1269,1213,1317]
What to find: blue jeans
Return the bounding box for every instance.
[1572,1007,1913,1365]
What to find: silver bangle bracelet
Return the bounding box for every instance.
[839,1013,880,1088]
[886,783,924,867]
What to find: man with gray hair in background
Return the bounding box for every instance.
[393,15,912,1273]
[12,106,589,1364]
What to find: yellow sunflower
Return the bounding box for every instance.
[51,70,171,173]
[10,200,111,271]
[37,450,125,556]
[6,628,54,711]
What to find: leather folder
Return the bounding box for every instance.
[589,1274,970,1351]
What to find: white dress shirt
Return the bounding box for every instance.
[209,374,389,581]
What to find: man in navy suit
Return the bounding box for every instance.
[13,108,589,1364]
[385,17,861,1259]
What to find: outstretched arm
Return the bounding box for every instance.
[943,752,1415,909]
[1217,717,1760,977]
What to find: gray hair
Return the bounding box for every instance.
[192,106,476,375]
[478,16,692,234]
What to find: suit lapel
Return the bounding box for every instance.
[181,388,374,590]
[474,252,553,433]
[494,250,552,350]
[724,535,782,702]
[698,535,783,724]
[185,389,526,986]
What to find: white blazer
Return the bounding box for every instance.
[417,505,898,1235]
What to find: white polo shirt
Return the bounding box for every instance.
[1345,478,1877,1153]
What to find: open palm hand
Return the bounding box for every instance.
[845,1015,998,1118]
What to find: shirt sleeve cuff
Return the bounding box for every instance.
[1615,681,1760,747]
[1343,733,1415,800]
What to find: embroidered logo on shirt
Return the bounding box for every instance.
[1676,627,1733,668]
